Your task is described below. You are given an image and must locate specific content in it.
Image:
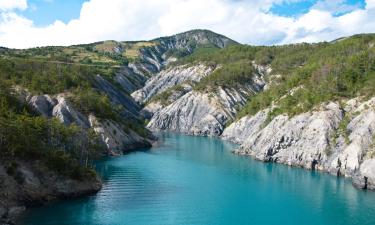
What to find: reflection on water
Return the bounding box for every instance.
[22,133,375,225]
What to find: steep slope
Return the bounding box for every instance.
[24,92,151,154]
[139,44,269,136]
[144,62,267,136]
[0,159,102,224]
[0,29,238,223]
[221,34,375,189]
[0,29,236,154]
[132,64,217,103]
[134,33,375,190]
[223,97,375,190]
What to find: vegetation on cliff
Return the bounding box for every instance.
[0,80,101,180]
[171,33,375,120]
[239,34,375,119]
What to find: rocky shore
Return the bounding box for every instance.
[0,160,102,224]
[222,98,375,190]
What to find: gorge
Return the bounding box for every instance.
[1,29,375,224]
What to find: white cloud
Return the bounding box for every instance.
[0,0,373,48]
[0,0,27,11]
[312,0,362,15]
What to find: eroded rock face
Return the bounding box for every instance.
[147,84,263,136]
[89,115,151,154]
[226,97,375,190]
[353,159,375,189]
[131,64,216,104]
[27,95,56,117]
[94,75,141,121]
[25,93,152,154]
[237,103,342,169]
[52,95,91,128]
[221,109,269,144]
[114,67,148,93]
[27,94,90,128]
[143,62,267,136]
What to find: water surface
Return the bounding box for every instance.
[23,133,375,225]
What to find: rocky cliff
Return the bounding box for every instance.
[223,97,375,190]
[125,29,237,83]
[132,64,217,104]
[25,92,151,154]
[144,66,266,136]
[0,159,101,224]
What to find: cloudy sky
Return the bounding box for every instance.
[0,0,374,48]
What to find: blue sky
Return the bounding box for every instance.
[270,0,366,17]
[20,0,85,26]
[0,0,373,48]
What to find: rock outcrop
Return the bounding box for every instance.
[221,109,269,144]
[89,115,151,154]
[147,83,264,136]
[224,97,375,190]
[132,64,216,103]
[94,75,142,121]
[114,67,148,94]
[25,92,152,154]
[0,159,101,224]
[142,62,267,136]
[28,94,90,128]
[153,29,237,52]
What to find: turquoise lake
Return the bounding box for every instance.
[22,133,375,225]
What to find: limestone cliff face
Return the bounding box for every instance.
[27,94,90,128]
[124,29,237,85]
[25,92,151,154]
[147,82,264,136]
[132,64,216,104]
[94,75,142,121]
[89,115,151,154]
[142,62,267,136]
[223,97,375,190]
[221,109,269,144]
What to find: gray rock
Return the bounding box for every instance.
[147,84,262,136]
[226,97,375,190]
[0,159,102,224]
[353,159,375,190]
[94,75,141,121]
[25,92,152,153]
[140,60,268,136]
[132,64,215,103]
[52,95,90,128]
[221,109,269,144]
[27,95,57,117]
[114,67,147,93]
[89,115,151,154]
